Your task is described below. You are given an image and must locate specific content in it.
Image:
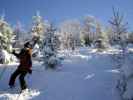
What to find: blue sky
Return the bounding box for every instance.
[0,0,132,30]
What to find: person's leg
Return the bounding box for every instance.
[19,71,27,90]
[9,69,20,87]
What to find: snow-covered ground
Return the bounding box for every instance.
[0,47,123,100]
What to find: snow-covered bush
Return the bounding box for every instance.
[0,49,16,64]
[94,39,107,51]
[47,54,60,69]
[94,32,109,52]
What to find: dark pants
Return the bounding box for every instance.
[9,69,28,90]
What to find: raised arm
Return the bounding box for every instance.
[12,49,25,59]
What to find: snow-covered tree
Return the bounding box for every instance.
[109,8,128,70]
[42,24,60,69]
[14,21,23,40]
[81,15,100,46]
[109,8,130,100]
[31,12,51,51]
[13,21,26,48]
[81,15,108,49]
[59,19,81,50]
[0,15,14,64]
[0,15,13,52]
[109,7,128,47]
[95,22,109,50]
[13,21,29,41]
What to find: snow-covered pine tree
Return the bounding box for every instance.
[13,21,26,48]
[0,15,13,52]
[14,21,22,41]
[42,24,60,69]
[0,15,14,63]
[95,22,109,51]
[31,11,45,47]
[14,21,28,42]
[30,11,53,57]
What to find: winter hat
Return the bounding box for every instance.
[24,42,32,48]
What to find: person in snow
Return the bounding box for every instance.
[9,42,32,90]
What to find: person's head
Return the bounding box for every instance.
[24,42,32,49]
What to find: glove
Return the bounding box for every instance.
[28,69,32,74]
